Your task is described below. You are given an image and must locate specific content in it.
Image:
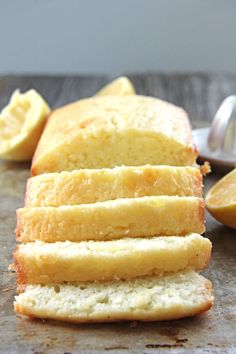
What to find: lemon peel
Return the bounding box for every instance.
[205,168,236,229]
[95,76,135,97]
[0,89,50,161]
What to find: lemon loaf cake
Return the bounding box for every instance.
[14,271,213,323]
[16,196,205,242]
[31,95,198,175]
[25,165,202,207]
[14,234,211,285]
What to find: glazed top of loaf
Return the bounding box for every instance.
[34,95,194,158]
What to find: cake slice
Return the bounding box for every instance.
[31,95,197,175]
[16,196,205,242]
[25,165,202,207]
[14,234,211,285]
[14,271,213,323]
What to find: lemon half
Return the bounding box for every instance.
[205,168,236,229]
[95,76,136,97]
[0,89,50,161]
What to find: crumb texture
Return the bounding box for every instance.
[15,234,212,284]
[16,196,205,242]
[26,165,202,207]
[31,95,197,174]
[14,271,213,322]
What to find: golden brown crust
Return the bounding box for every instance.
[204,250,212,269]
[16,284,26,294]
[15,212,21,241]
[14,271,214,323]
[196,278,214,315]
[13,235,212,285]
[199,199,206,231]
[31,95,198,175]
[14,304,212,323]
[25,166,203,207]
[31,110,54,176]
[24,179,30,207]
[13,247,27,286]
[16,197,205,243]
[196,171,203,196]
[14,295,213,324]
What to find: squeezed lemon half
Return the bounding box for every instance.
[0,89,50,161]
[0,77,133,161]
[95,76,136,97]
[205,168,236,229]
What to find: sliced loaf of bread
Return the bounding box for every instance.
[16,196,205,242]
[14,234,211,285]
[14,271,213,323]
[25,165,202,207]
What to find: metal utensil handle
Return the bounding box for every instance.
[208,95,236,152]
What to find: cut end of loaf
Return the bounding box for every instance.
[15,196,205,243]
[13,234,212,285]
[25,165,203,207]
[14,271,214,323]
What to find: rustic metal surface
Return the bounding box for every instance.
[0,74,236,354]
